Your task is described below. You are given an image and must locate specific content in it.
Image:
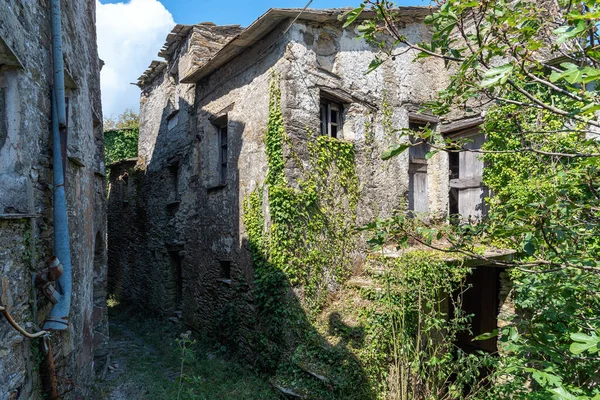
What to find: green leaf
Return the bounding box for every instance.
[581,103,600,114]
[473,329,498,341]
[343,5,365,28]
[382,144,410,160]
[365,56,383,74]
[550,386,579,400]
[554,20,587,45]
[481,64,514,88]
[425,150,439,160]
[569,332,600,355]
[529,369,563,388]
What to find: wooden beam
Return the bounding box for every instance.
[449,178,483,189]
[441,116,484,136]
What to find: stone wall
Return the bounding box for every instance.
[108,12,448,352]
[0,1,106,398]
[108,23,243,318]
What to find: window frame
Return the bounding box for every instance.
[320,97,344,138]
[407,120,436,215]
[218,123,228,185]
[444,127,488,220]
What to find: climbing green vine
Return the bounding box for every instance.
[245,73,359,314]
[241,74,367,395]
[104,127,139,165]
[242,74,492,398]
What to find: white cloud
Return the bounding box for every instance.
[96,0,174,119]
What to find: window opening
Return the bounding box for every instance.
[451,266,501,353]
[219,260,231,281]
[408,121,433,214]
[447,130,487,220]
[168,251,183,307]
[219,124,228,184]
[449,151,460,218]
[320,99,343,138]
[0,85,6,151]
[168,163,180,204]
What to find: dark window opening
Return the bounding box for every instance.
[168,251,183,307]
[449,151,460,180]
[219,260,231,280]
[320,99,343,138]
[121,174,130,207]
[408,121,431,160]
[449,151,460,218]
[93,231,104,277]
[0,87,6,151]
[219,124,228,184]
[168,163,180,204]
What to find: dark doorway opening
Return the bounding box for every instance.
[168,250,183,308]
[452,265,501,353]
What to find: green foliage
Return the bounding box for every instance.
[103,108,139,131]
[176,331,196,400]
[351,0,600,398]
[356,252,494,399]
[104,127,139,165]
[94,312,277,400]
[246,73,359,313]
[104,108,139,165]
[242,74,370,397]
[479,98,600,399]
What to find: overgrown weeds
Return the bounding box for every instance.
[94,309,277,399]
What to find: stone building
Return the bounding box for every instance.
[0,1,107,399]
[108,6,504,372]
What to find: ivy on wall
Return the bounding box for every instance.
[242,74,368,396]
[104,128,138,165]
[242,74,488,398]
[245,74,359,315]
[355,251,494,399]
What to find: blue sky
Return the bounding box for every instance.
[100,0,429,26]
[97,0,429,119]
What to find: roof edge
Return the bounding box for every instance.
[180,6,433,84]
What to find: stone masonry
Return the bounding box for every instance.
[108,7,516,364]
[0,1,107,399]
[107,8,453,343]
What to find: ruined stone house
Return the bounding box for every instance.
[0,1,107,398]
[108,7,509,361]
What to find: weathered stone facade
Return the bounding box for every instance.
[108,8,452,337]
[0,1,107,398]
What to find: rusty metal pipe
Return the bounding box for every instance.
[40,336,59,400]
[0,306,48,339]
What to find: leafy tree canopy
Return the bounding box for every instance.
[104,108,139,131]
[349,0,600,398]
[104,108,139,165]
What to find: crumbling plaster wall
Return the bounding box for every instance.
[283,20,449,224]
[0,1,107,398]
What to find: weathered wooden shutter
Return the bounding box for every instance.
[449,131,488,219]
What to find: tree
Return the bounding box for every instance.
[349,1,600,398]
[103,108,139,131]
[104,108,139,165]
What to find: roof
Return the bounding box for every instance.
[180,7,433,84]
[137,60,167,87]
[158,24,195,60]
[137,22,244,87]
